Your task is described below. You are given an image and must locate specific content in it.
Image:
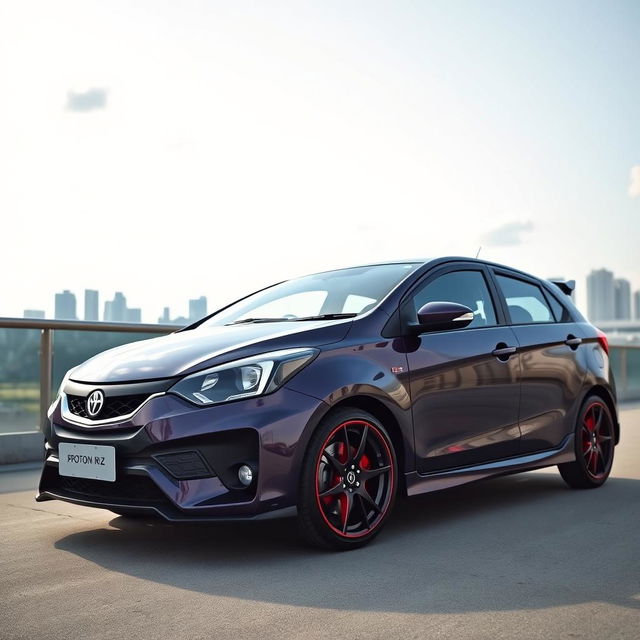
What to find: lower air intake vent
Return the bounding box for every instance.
[154,451,213,479]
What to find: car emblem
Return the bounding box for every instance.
[86,390,105,418]
[346,470,356,485]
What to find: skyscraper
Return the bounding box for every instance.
[586,269,614,322]
[23,309,45,319]
[158,307,171,324]
[614,278,631,320]
[84,289,99,321]
[125,308,142,323]
[189,296,207,322]
[634,291,640,321]
[54,290,77,320]
[104,292,127,322]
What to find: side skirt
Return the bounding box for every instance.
[405,434,575,497]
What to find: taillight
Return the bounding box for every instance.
[596,328,609,355]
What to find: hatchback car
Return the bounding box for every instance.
[39,257,619,549]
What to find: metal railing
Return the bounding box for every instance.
[0,317,178,430]
[0,318,639,436]
[609,343,640,403]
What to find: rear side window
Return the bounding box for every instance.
[411,270,497,328]
[495,275,553,324]
[545,292,572,322]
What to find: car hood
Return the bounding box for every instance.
[70,320,352,384]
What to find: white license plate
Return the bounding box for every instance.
[58,443,116,482]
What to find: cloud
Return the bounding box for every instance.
[65,88,108,112]
[629,166,640,198]
[482,221,534,247]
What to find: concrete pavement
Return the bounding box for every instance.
[1,408,639,639]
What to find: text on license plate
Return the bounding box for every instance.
[58,443,116,482]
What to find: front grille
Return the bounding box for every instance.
[67,394,149,420]
[57,474,166,503]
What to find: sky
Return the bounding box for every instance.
[1,0,639,321]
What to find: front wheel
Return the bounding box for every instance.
[298,408,397,550]
[558,395,615,489]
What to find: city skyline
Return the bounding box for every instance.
[19,288,209,325]
[1,2,639,334]
[11,267,640,325]
[586,268,640,323]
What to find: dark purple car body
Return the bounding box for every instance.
[38,257,619,549]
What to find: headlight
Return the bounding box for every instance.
[169,348,319,406]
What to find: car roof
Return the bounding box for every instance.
[349,256,584,323]
[350,256,543,281]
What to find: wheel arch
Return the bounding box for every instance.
[585,384,620,445]
[296,394,415,500]
[316,394,411,494]
[290,389,413,501]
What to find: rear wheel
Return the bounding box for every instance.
[298,408,397,550]
[558,396,615,489]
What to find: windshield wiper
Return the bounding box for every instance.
[294,313,358,321]
[229,317,294,325]
[229,313,358,325]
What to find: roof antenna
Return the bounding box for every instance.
[475,246,482,259]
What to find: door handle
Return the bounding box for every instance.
[492,344,517,360]
[565,335,582,348]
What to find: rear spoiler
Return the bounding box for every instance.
[550,279,575,296]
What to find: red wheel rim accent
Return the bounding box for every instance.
[581,402,613,480]
[314,419,394,539]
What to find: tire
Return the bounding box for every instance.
[297,408,398,550]
[558,395,615,489]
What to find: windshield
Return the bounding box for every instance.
[200,263,421,327]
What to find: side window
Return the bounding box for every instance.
[411,270,497,329]
[546,292,571,323]
[495,275,554,324]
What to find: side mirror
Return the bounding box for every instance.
[411,301,474,333]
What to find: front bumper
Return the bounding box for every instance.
[38,386,326,521]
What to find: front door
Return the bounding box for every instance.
[405,267,522,473]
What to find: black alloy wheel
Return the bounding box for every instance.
[298,408,397,550]
[559,395,615,489]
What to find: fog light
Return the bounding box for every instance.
[238,464,253,487]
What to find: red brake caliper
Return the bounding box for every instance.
[584,408,598,473]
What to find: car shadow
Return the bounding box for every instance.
[54,470,640,615]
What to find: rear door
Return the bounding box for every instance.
[490,269,587,453]
[405,264,522,473]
